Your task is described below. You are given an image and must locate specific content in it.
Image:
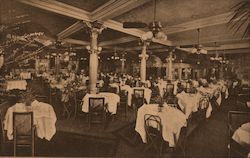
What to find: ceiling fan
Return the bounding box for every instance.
[180,28,208,54]
[122,0,182,41]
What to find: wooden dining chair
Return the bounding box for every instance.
[74,90,87,119]
[144,114,164,157]
[133,89,145,118]
[0,102,13,154]
[13,112,35,156]
[88,97,107,129]
[119,90,128,120]
[164,84,175,104]
[49,87,58,105]
[228,111,250,158]
[133,89,145,106]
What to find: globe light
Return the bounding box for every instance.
[86,45,91,50]
[98,47,102,52]
[191,48,197,53]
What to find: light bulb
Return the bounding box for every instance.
[86,45,91,50]
[98,47,102,51]
[191,48,197,53]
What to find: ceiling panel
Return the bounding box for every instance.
[1,0,77,36]
[114,0,242,26]
[168,23,249,46]
[56,0,109,12]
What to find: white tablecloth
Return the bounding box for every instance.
[4,100,57,141]
[20,72,32,79]
[120,86,152,106]
[135,104,187,147]
[50,83,65,90]
[82,92,120,114]
[6,80,27,91]
[232,122,250,147]
[176,91,212,119]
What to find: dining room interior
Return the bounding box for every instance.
[0,0,249,157]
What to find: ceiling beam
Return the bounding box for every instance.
[99,36,138,47]
[18,0,91,21]
[61,38,126,52]
[208,48,250,55]
[173,35,250,46]
[205,42,250,51]
[166,12,240,35]
[101,46,125,51]
[18,0,174,47]
[126,45,166,51]
[103,20,173,46]
[61,38,90,46]
[57,20,85,40]
[91,0,150,21]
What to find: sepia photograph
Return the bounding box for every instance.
[0,0,249,157]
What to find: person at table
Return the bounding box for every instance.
[189,81,198,94]
[69,71,76,81]
[7,93,33,113]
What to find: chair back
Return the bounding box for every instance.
[119,90,128,104]
[228,111,250,135]
[13,112,34,156]
[133,89,145,108]
[165,84,174,96]
[144,114,162,143]
[89,97,105,113]
[133,89,144,98]
[228,111,250,158]
[0,102,12,142]
[13,112,33,136]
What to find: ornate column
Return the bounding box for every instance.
[120,53,126,73]
[178,68,182,80]
[55,54,60,76]
[219,64,224,79]
[35,56,39,74]
[86,22,104,94]
[166,49,175,81]
[139,41,149,82]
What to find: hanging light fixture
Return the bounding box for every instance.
[210,42,223,62]
[219,50,229,64]
[111,47,120,60]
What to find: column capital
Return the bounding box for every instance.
[165,52,176,62]
[86,45,102,54]
[139,53,149,60]
[141,40,150,46]
[86,21,105,35]
[120,58,126,62]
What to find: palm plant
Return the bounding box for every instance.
[228,0,250,38]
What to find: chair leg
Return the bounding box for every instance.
[125,104,128,121]
[159,140,164,157]
[14,142,16,156]
[32,129,35,157]
[74,94,77,119]
[87,114,91,129]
